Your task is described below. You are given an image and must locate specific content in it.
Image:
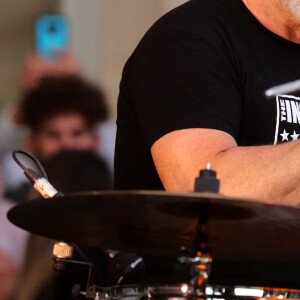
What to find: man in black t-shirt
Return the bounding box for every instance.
[115,0,300,288]
[115,0,300,204]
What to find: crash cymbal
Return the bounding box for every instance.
[7,190,300,262]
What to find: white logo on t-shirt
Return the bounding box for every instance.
[274,95,300,144]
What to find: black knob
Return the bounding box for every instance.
[194,163,220,193]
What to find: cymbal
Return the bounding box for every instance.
[7,190,300,262]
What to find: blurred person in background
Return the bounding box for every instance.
[17,74,108,164]
[1,50,115,201]
[5,74,109,202]
[0,52,112,300]
[0,50,81,163]
[4,73,111,300]
[0,50,84,300]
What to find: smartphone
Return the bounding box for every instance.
[35,14,69,60]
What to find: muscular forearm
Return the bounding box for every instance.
[213,141,300,204]
[151,128,300,204]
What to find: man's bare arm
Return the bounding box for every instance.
[151,128,300,204]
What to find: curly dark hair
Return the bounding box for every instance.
[18,75,109,130]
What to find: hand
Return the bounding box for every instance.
[20,50,81,92]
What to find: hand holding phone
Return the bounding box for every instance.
[20,51,81,92]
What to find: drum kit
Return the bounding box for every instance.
[7,158,300,300]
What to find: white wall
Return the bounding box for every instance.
[60,0,188,119]
[59,0,105,82]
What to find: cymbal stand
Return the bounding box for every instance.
[178,163,219,297]
[192,203,213,296]
[178,203,212,297]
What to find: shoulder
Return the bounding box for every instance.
[124,0,249,71]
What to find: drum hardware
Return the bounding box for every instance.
[68,284,300,300]
[182,163,217,294]
[177,207,213,296]
[52,250,146,299]
[52,254,99,297]
[72,284,110,300]
[51,232,145,298]
[261,288,295,299]
[8,151,300,297]
[9,190,300,284]
[194,163,220,194]
[105,251,146,285]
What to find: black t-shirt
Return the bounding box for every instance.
[115,0,300,190]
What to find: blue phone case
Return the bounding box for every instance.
[35,15,69,59]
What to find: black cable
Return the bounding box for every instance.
[12,149,48,180]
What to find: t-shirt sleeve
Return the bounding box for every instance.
[125,29,242,151]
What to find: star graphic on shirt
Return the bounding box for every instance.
[291,130,299,141]
[280,129,289,142]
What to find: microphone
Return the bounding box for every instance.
[24,167,64,198]
[265,79,300,98]
[12,149,63,199]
